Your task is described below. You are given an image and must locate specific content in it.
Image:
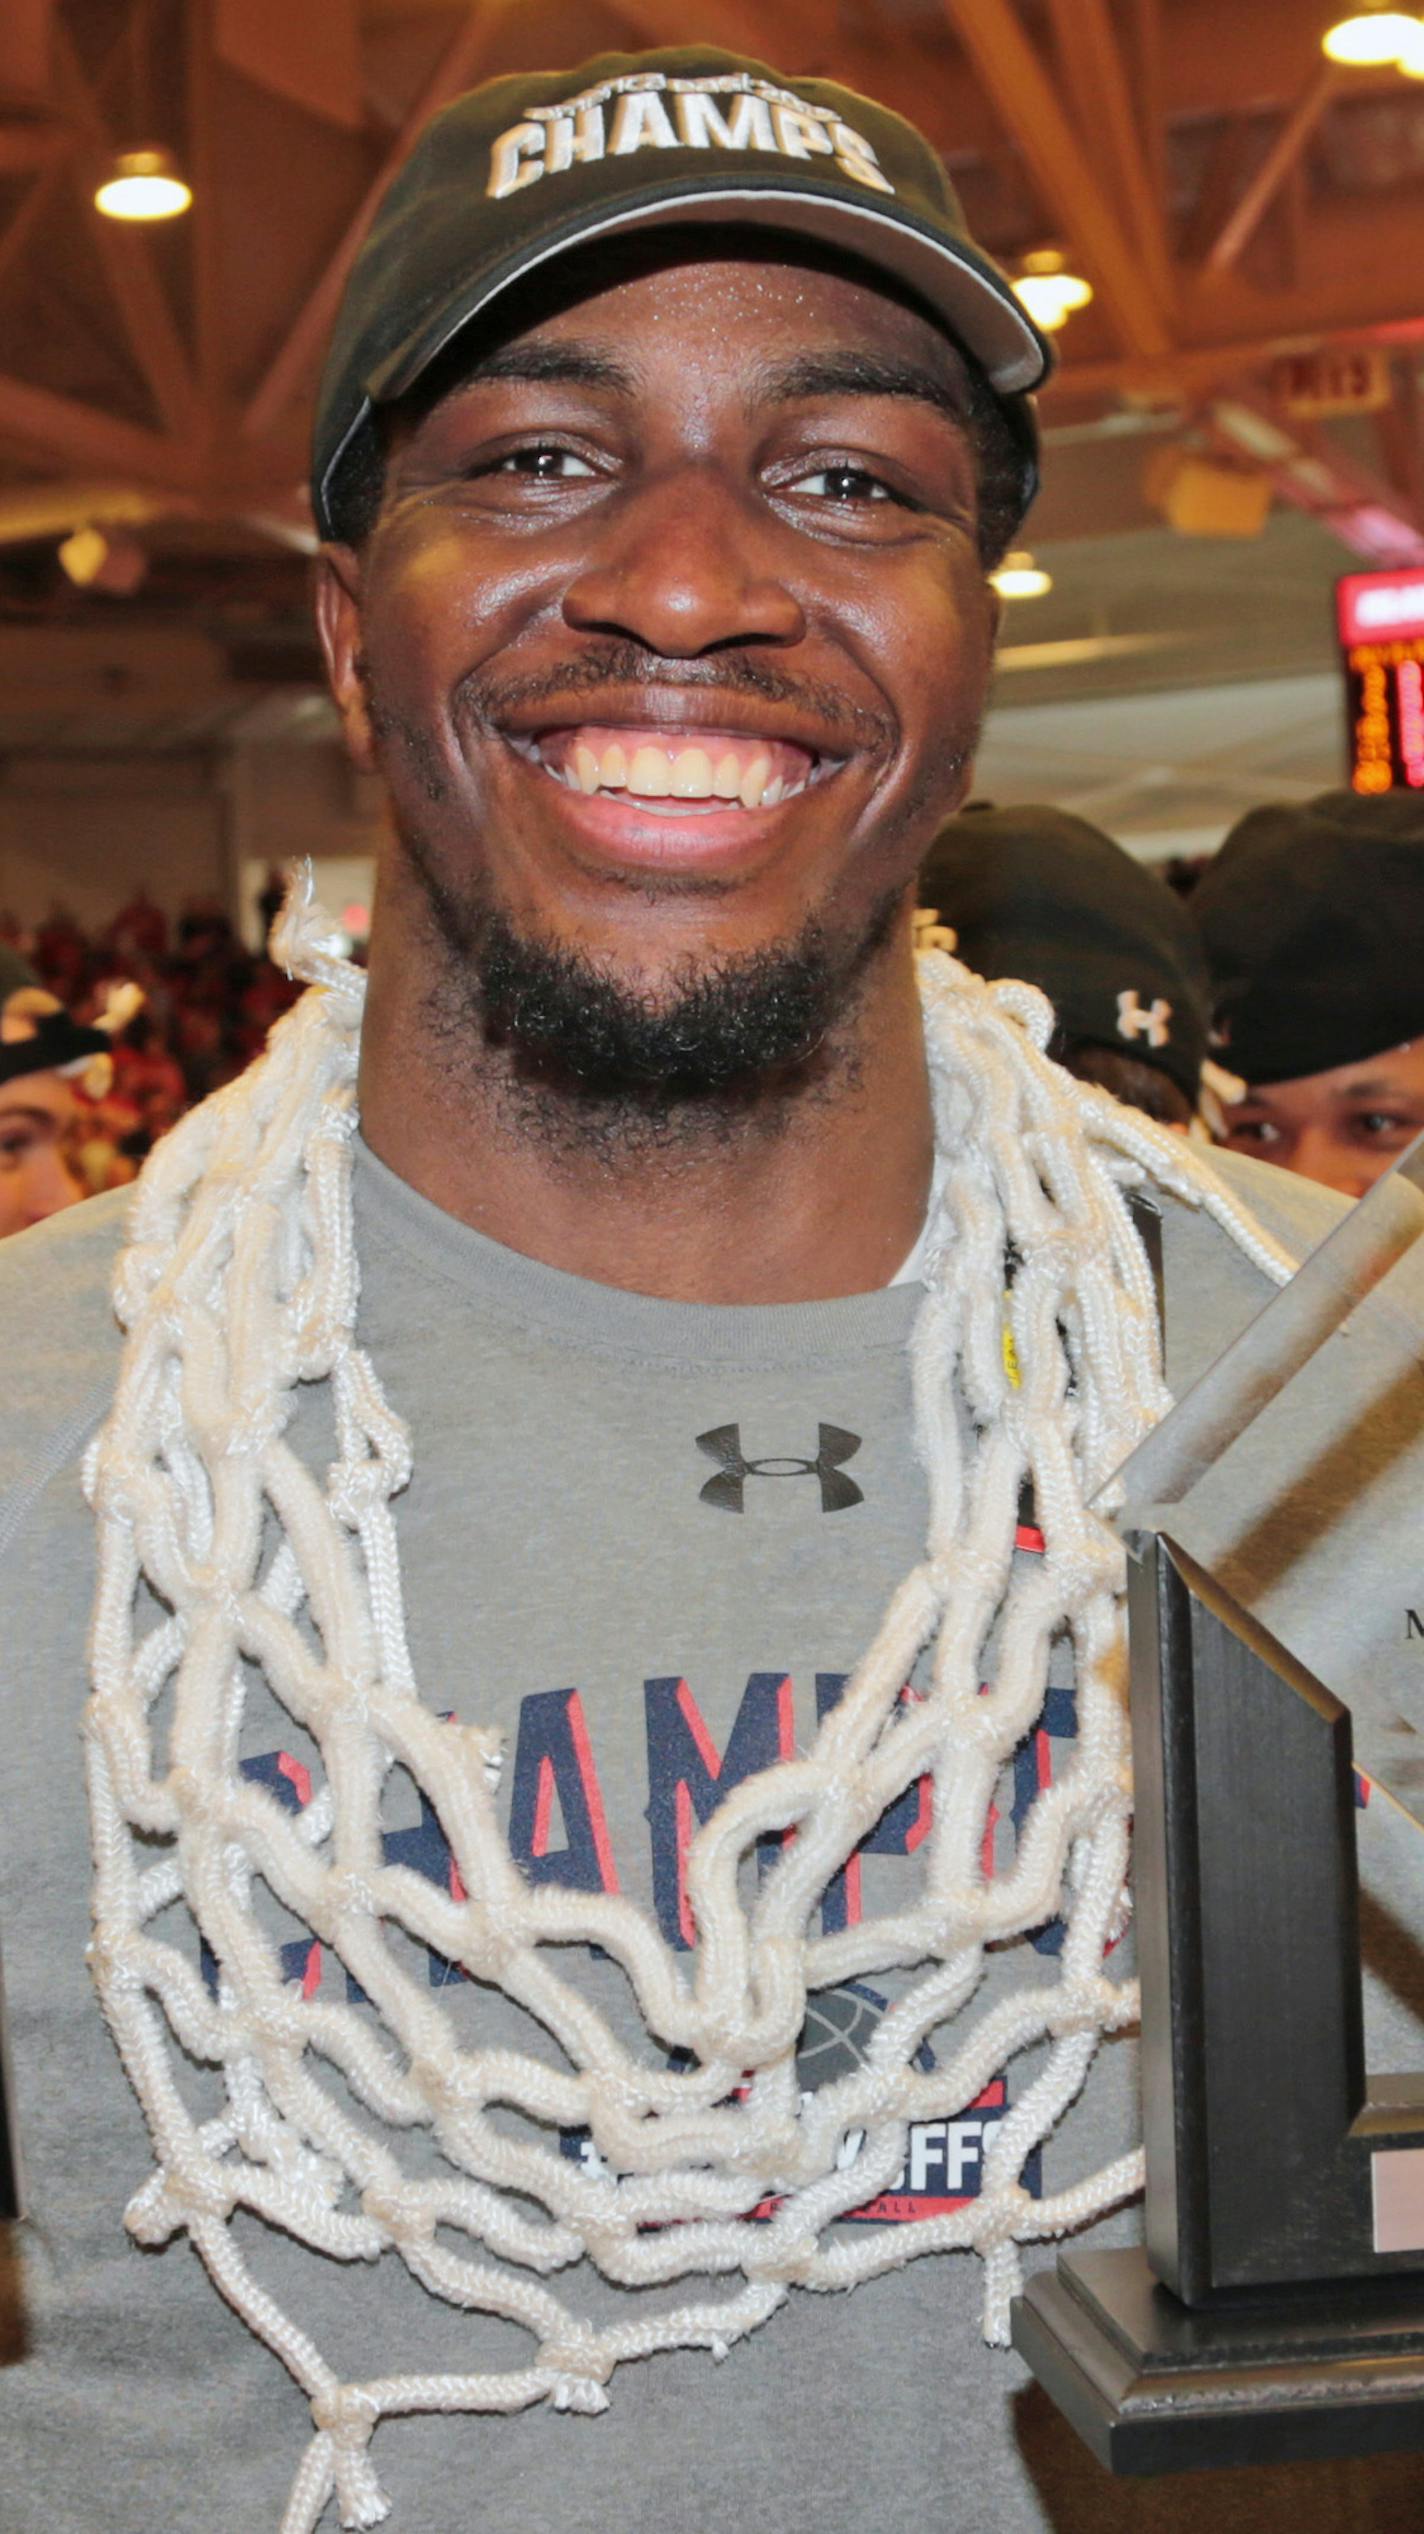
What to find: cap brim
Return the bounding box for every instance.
[319,175,1049,533]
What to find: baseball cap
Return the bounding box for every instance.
[312,47,1051,540]
[1191,789,1424,1084]
[919,803,1211,1104]
[0,1003,110,1090]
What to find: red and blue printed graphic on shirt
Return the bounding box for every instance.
[205,1512,1064,2211]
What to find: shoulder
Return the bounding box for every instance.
[0,1190,130,1508]
[1190,1144,1348,1260]
[1149,1145,1346,1397]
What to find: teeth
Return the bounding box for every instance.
[670,746,713,798]
[532,733,817,806]
[739,754,772,809]
[627,744,670,797]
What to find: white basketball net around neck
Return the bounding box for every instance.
[82,870,1293,2532]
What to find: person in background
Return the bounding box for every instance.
[917,801,1212,1129]
[0,982,109,1236]
[1192,790,1424,1197]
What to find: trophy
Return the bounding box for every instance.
[0,1942,18,2223]
[1013,1136,1424,2471]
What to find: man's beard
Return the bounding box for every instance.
[399,834,902,1158]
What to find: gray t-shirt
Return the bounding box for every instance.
[3,1137,1424,2534]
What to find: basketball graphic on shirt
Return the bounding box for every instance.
[796,1981,933,2091]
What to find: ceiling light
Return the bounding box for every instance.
[990,551,1053,600]
[1321,6,1424,65]
[1396,14,1424,69]
[58,526,148,593]
[94,147,192,221]
[1011,248,1093,334]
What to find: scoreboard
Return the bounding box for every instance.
[1336,568,1424,794]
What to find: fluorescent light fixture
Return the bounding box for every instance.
[990,550,1053,600]
[94,148,192,221]
[1321,6,1424,64]
[1011,248,1093,334]
[57,526,148,593]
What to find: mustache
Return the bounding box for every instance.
[453,642,896,755]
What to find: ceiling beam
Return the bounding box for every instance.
[1044,0,1172,310]
[1203,62,1340,274]
[0,122,71,173]
[1208,390,1424,563]
[51,16,201,445]
[1375,358,1423,510]
[942,0,1173,360]
[242,2,517,446]
[0,372,190,484]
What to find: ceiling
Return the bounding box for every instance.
[0,0,1420,752]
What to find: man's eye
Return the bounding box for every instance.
[488,447,596,480]
[1227,1118,1280,1147]
[791,464,894,504]
[1356,1110,1412,1140]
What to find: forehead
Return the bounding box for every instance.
[400,232,976,424]
[0,1072,72,1126]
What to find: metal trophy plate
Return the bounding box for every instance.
[0,1939,19,2223]
[1012,1135,1424,2472]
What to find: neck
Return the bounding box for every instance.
[357,897,934,1305]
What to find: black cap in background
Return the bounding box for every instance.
[1191,789,1424,1085]
[919,803,1211,1105]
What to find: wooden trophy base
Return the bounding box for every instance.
[1012,2248,1424,2475]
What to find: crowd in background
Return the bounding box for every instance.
[0,871,301,1204]
[2,792,1422,1236]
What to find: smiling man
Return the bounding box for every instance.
[3,48,1424,2534]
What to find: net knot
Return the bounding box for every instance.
[754,2237,817,2285]
[311,2383,380,2443]
[539,2328,613,2409]
[86,1925,142,1997]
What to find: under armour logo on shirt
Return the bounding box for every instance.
[696,1422,864,1514]
[1116,989,1172,1049]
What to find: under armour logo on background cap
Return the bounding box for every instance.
[1115,989,1172,1049]
[696,1422,864,1515]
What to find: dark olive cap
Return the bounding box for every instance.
[0,1007,108,1089]
[1192,789,1424,1085]
[312,47,1049,540]
[919,803,1211,1103]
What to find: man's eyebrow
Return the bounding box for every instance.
[756,350,971,424]
[1333,1074,1414,1102]
[448,342,640,397]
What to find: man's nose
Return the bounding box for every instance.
[560,467,806,657]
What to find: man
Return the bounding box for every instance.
[0,977,110,1237]
[1193,789,1424,1196]
[917,802,1211,1129]
[3,49,1423,2534]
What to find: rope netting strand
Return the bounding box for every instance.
[81,869,1294,2532]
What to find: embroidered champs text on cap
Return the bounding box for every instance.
[311,47,1052,538]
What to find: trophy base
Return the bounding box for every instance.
[1012,2247,1424,2474]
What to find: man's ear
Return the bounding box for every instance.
[314,545,376,773]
